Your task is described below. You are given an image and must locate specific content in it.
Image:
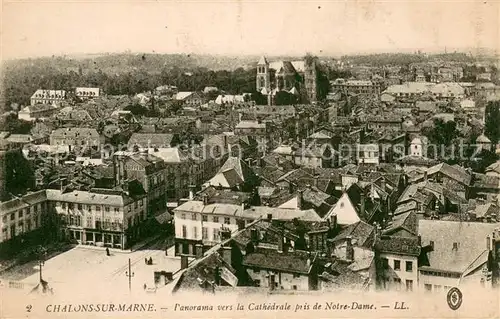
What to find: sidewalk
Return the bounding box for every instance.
[76,234,163,254]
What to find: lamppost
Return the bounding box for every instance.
[125,258,134,292]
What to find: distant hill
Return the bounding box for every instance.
[2,53,314,75]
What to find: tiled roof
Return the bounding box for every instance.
[471,173,500,189]
[419,220,500,274]
[243,249,316,274]
[50,127,99,139]
[333,221,375,248]
[425,163,472,185]
[375,235,420,256]
[127,133,176,148]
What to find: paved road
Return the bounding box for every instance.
[1,235,181,295]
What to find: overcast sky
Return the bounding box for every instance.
[1,1,499,60]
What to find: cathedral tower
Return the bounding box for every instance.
[304,56,318,103]
[256,56,270,92]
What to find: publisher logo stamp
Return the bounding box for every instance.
[446,287,463,311]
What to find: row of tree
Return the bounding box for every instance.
[2,54,333,111]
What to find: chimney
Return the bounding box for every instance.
[221,229,232,241]
[222,245,232,267]
[140,149,148,160]
[238,112,243,122]
[195,244,204,259]
[268,273,276,291]
[314,174,320,188]
[418,235,422,246]
[237,219,245,230]
[188,185,195,200]
[380,178,386,190]
[297,189,304,210]
[346,236,354,261]
[245,158,253,167]
[430,240,434,251]
[288,182,295,194]
[202,194,208,205]
[278,236,284,253]
[267,213,273,221]
[452,242,459,250]
[360,192,366,216]
[180,254,189,269]
[259,156,265,167]
[330,214,338,229]
[250,228,259,242]
[424,170,428,181]
[487,235,491,251]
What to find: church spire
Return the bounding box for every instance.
[258,56,269,65]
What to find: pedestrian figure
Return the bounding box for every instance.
[143,283,147,290]
[106,247,110,256]
[145,258,148,264]
[148,257,153,265]
[165,249,168,256]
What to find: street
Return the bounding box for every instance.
[0,237,183,296]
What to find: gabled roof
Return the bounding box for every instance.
[127,133,176,148]
[333,221,375,248]
[243,249,316,274]
[419,220,499,274]
[426,163,472,185]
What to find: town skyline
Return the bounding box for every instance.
[2,1,499,61]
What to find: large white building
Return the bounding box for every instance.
[30,89,67,106]
[0,189,147,249]
[173,200,321,256]
[418,220,499,293]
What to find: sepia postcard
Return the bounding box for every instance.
[1,0,500,318]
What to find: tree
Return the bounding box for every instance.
[251,91,267,105]
[485,101,500,144]
[275,91,297,105]
[423,119,460,146]
[124,103,147,116]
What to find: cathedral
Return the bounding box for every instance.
[256,56,318,105]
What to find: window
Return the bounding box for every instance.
[181,213,186,220]
[114,208,119,213]
[96,206,101,211]
[182,225,187,238]
[406,280,413,291]
[433,285,441,291]
[382,258,389,269]
[18,211,23,218]
[424,284,432,292]
[405,261,413,272]
[77,204,83,210]
[213,229,220,241]
[394,278,402,288]
[224,217,231,225]
[193,227,198,239]
[105,206,110,212]
[202,215,208,222]
[254,268,260,274]
[254,279,261,286]
[2,216,6,223]
[202,227,208,240]
[10,213,15,221]
[213,216,219,223]
[191,214,197,221]
[293,274,300,279]
[394,260,401,271]
[86,217,93,228]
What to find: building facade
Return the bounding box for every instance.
[30,89,66,106]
